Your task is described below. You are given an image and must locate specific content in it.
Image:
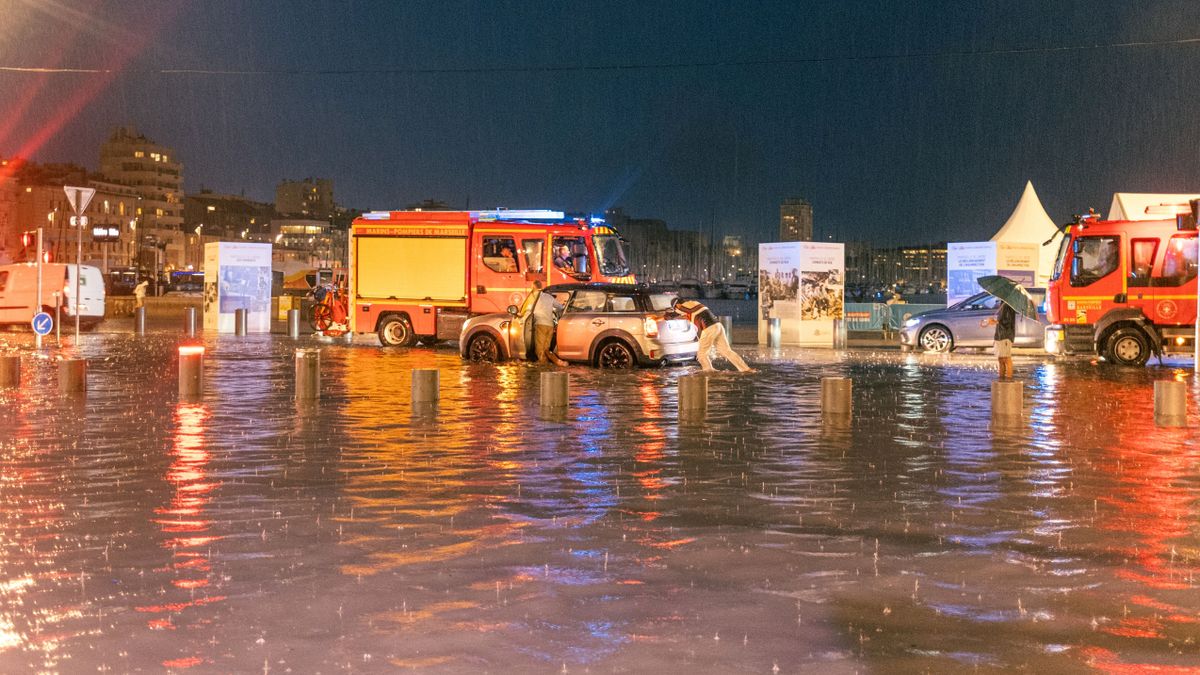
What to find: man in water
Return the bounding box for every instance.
[529,280,567,366]
[671,298,753,373]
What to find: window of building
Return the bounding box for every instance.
[1128,239,1158,287]
[0,271,7,292]
[522,239,544,274]
[481,236,518,273]
[134,151,144,158]
[1155,234,1198,288]
[1069,235,1119,287]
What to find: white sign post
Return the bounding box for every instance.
[35,228,43,350]
[64,186,95,342]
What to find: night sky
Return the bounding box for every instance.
[2,0,1199,245]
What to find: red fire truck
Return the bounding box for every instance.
[348,209,635,346]
[1044,200,1199,365]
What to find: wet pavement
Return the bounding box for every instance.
[2,331,1199,673]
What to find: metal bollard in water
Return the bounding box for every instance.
[1154,380,1187,427]
[183,307,197,337]
[991,380,1023,421]
[295,348,321,400]
[58,358,87,395]
[134,307,146,335]
[719,315,733,339]
[412,369,439,404]
[833,318,847,350]
[540,371,569,409]
[768,317,781,348]
[288,309,301,339]
[678,373,708,413]
[821,377,852,416]
[234,308,248,336]
[178,345,205,398]
[0,355,19,388]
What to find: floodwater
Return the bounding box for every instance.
[2,331,1199,673]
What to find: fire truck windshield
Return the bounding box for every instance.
[1050,233,1071,281]
[593,234,630,277]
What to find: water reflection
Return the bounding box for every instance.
[0,335,1198,671]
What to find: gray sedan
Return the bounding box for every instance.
[899,289,1046,353]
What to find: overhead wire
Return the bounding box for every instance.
[2,36,1200,76]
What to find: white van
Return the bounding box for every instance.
[0,263,106,329]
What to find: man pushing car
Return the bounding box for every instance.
[670,298,753,373]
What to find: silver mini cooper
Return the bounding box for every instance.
[459,283,699,368]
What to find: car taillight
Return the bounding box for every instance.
[644,317,658,338]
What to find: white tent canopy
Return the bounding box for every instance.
[1108,193,1200,221]
[990,181,1058,284]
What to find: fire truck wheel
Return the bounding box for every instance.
[466,333,501,362]
[377,315,416,347]
[595,339,636,369]
[1104,326,1150,366]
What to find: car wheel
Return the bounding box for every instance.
[918,325,954,353]
[377,315,416,347]
[466,333,501,362]
[596,340,635,369]
[1104,326,1150,366]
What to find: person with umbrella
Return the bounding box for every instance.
[976,275,1039,380]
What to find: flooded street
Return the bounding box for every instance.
[2,333,1199,672]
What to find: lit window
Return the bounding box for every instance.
[134,151,145,158]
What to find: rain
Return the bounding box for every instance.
[2,324,1199,671]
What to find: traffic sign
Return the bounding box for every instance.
[32,312,53,336]
[64,185,96,215]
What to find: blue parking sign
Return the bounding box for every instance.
[32,312,53,336]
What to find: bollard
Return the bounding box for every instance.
[678,373,708,413]
[991,380,1024,421]
[412,368,439,404]
[134,306,146,336]
[1154,380,1187,427]
[288,308,301,339]
[183,307,197,337]
[0,355,19,388]
[821,377,852,416]
[540,371,569,409]
[178,346,205,398]
[295,348,321,400]
[768,317,782,348]
[58,358,87,395]
[833,319,847,350]
[719,315,733,339]
[234,308,248,336]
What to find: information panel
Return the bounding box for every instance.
[758,241,845,346]
[203,242,273,333]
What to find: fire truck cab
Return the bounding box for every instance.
[349,209,634,346]
[1045,200,1199,366]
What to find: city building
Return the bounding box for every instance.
[0,158,143,271]
[272,218,346,269]
[99,126,183,230]
[866,242,947,292]
[779,197,813,242]
[276,178,333,219]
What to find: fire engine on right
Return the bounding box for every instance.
[1045,199,1199,366]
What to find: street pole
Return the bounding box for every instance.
[35,228,43,350]
[75,188,83,341]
